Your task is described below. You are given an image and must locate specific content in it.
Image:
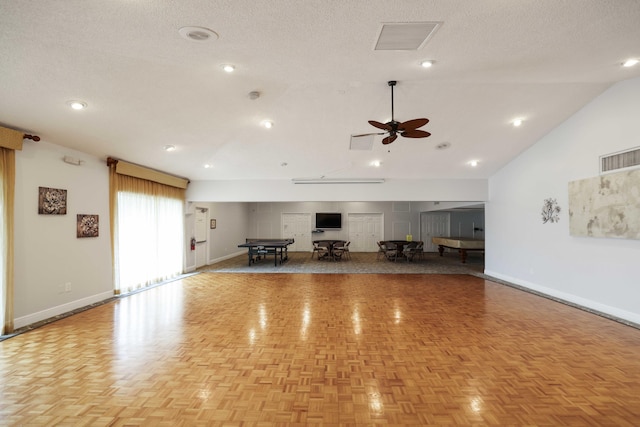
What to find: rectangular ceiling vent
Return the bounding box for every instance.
[349,134,374,150]
[375,22,441,50]
[600,146,640,174]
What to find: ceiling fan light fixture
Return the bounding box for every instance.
[367,80,431,145]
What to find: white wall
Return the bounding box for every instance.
[14,141,112,328]
[244,201,480,248]
[486,76,640,324]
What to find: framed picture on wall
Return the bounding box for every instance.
[38,186,67,215]
[210,219,217,229]
[77,214,99,238]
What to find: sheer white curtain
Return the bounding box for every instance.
[114,191,183,293]
[110,164,185,295]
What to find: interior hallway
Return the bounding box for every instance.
[2,272,640,425]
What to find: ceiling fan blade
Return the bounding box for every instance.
[368,120,392,131]
[382,134,398,145]
[401,129,431,138]
[398,118,429,131]
[352,132,386,137]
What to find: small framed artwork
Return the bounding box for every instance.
[77,214,99,238]
[210,219,217,229]
[38,186,67,215]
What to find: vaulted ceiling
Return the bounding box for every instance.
[1,1,639,182]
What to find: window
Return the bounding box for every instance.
[109,160,186,295]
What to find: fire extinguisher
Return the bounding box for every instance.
[190,237,196,251]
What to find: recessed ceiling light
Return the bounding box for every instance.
[420,60,434,68]
[204,164,212,169]
[178,26,219,42]
[164,145,176,152]
[261,120,274,129]
[468,160,479,167]
[222,64,235,73]
[512,118,523,127]
[623,58,639,67]
[67,100,87,110]
[371,160,381,167]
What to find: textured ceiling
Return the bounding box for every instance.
[1,0,640,182]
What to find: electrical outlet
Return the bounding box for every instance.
[64,282,71,292]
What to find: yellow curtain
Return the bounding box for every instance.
[108,160,186,295]
[1,147,15,335]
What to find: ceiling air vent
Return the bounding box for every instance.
[350,134,374,150]
[374,22,441,50]
[600,146,640,174]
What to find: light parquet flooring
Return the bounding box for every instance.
[2,273,640,426]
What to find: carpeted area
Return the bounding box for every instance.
[199,250,485,275]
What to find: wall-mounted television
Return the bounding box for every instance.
[316,212,342,229]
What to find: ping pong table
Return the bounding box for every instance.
[238,238,295,267]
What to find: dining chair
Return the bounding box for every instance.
[316,242,331,260]
[384,242,399,262]
[332,245,344,261]
[403,241,419,262]
[311,242,322,259]
[333,241,350,260]
[342,241,351,259]
[376,241,386,260]
[415,241,424,261]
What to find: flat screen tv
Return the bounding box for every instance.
[316,212,341,229]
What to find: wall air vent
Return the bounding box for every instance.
[600,146,640,174]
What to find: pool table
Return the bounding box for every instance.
[432,237,484,263]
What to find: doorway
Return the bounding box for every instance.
[347,213,383,252]
[281,213,312,251]
[420,212,450,252]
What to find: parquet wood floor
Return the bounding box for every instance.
[2,273,640,426]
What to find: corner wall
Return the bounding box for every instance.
[486,76,640,324]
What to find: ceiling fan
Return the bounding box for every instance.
[355,80,431,145]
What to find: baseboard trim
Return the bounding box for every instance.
[208,250,246,265]
[484,269,640,328]
[13,290,115,330]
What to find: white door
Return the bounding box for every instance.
[348,213,383,252]
[195,207,208,268]
[281,213,312,252]
[420,212,450,252]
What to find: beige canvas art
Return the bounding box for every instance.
[568,169,640,239]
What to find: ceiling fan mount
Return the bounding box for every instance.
[362,80,431,145]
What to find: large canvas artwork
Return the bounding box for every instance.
[568,169,640,239]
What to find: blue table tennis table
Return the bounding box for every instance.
[238,238,295,267]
